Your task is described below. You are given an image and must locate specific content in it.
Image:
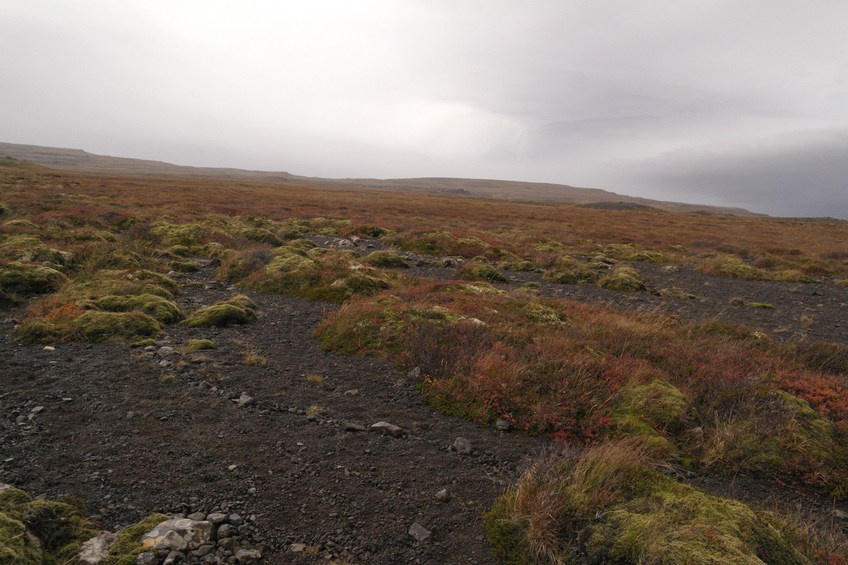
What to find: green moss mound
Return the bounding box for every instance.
[597,265,646,291]
[151,221,221,246]
[237,226,284,246]
[363,250,410,269]
[168,260,199,273]
[96,293,184,324]
[0,486,97,565]
[457,262,507,283]
[186,294,258,327]
[65,270,177,301]
[186,338,216,351]
[484,441,810,565]
[74,311,163,342]
[0,262,67,297]
[249,247,399,302]
[612,379,689,457]
[698,390,848,496]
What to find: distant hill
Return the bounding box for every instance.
[0,141,757,215]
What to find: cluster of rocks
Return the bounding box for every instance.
[77,510,263,565]
[134,511,262,564]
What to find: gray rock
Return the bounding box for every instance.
[217,524,236,538]
[495,419,511,432]
[408,522,431,542]
[834,509,848,520]
[290,543,306,552]
[141,518,213,551]
[194,543,215,557]
[78,531,117,564]
[136,553,158,565]
[207,512,227,525]
[188,512,207,521]
[218,536,238,551]
[407,366,421,379]
[163,550,185,565]
[443,258,461,268]
[370,421,405,438]
[344,421,367,432]
[343,389,360,396]
[144,345,157,352]
[228,513,243,526]
[435,489,450,502]
[451,437,472,454]
[236,392,255,408]
[157,346,175,357]
[235,548,262,564]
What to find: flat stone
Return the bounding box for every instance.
[408,522,431,542]
[157,346,175,357]
[207,512,227,525]
[290,543,306,553]
[495,419,511,432]
[435,489,450,502]
[187,512,207,521]
[370,421,405,438]
[42,345,55,351]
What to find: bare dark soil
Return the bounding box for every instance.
[1,254,846,564]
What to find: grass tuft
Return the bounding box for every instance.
[485,440,811,564]
[596,265,646,291]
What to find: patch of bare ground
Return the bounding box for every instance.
[0,261,542,564]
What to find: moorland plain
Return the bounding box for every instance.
[1,159,847,564]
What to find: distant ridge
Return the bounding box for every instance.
[0,141,757,216]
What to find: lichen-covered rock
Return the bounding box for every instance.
[140,518,213,551]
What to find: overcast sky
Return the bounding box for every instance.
[2,1,847,218]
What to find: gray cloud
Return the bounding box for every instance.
[620,130,848,218]
[1,1,847,217]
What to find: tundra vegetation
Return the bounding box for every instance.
[1,161,847,563]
